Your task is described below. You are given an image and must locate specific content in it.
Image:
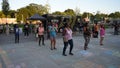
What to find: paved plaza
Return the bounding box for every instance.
[0,28,120,68]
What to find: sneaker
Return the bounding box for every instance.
[51,48,53,50]
[42,44,45,46]
[69,53,74,55]
[100,44,103,46]
[62,54,67,56]
[54,48,57,50]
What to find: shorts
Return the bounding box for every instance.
[50,32,56,39]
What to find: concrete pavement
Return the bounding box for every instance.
[0,28,120,68]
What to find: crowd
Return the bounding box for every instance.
[0,20,119,56]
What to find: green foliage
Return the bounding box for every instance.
[8,10,16,18]
[2,0,10,16]
[95,13,108,20]
[64,9,75,16]
[16,3,49,22]
[0,11,5,18]
[82,12,88,18]
[82,12,93,19]
[109,12,120,18]
[52,11,63,15]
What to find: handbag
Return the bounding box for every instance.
[36,33,38,38]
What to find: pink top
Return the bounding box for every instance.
[38,27,44,35]
[65,28,72,40]
[100,28,105,37]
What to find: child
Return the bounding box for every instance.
[100,24,105,45]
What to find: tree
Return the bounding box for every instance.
[0,11,5,18]
[109,12,120,18]
[95,13,108,21]
[2,0,10,17]
[9,10,16,18]
[16,3,49,22]
[52,11,63,15]
[64,9,76,28]
[17,8,30,22]
[82,12,89,19]
[28,3,49,15]
[64,9,75,16]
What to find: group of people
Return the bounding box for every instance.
[61,21,106,56]
[32,21,74,56]
[1,21,106,56]
[14,23,32,43]
[0,23,11,35]
[46,21,105,56]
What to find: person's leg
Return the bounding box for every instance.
[96,31,98,38]
[100,37,104,45]
[38,35,41,46]
[16,34,18,43]
[62,42,68,56]
[85,36,90,49]
[53,37,56,49]
[47,32,50,39]
[24,30,27,37]
[114,29,117,35]
[116,30,119,35]
[84,36,88,50]
[50,37,53,50]
[42,35,45,45]
[87,36,90,45]
[27,29,29,36]
[15,34,17,43]
[68,39,74,55]
[18,34,19,43]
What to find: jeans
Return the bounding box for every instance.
[15,34,19,43]
[63,39,73,54]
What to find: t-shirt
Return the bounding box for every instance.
[38,27,44,35]
[100,28,105,37]
[49,26,57,36]
[64,28,72,40]
[15,28,19,34]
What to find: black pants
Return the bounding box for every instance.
[38,35,44,45]
[63,39,73,54]
[24,29,29,36]
[15,34,19,43]
[114,30,119,35]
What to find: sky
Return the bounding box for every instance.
[0,0,120,14]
